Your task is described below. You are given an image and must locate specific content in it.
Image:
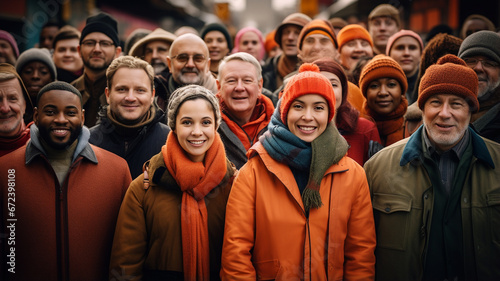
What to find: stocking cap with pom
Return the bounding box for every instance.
[280,63,336,124]
[418,54,479,112]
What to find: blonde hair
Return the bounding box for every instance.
[106,55,155,90]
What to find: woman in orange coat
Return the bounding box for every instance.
[221,64,376,280]
[359,54,408,146]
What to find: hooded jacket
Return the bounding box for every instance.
[221,140,376,280]
[364,126,500,281]
[89,105,170,178]
[109,152,236,281]
[0,126,131,281]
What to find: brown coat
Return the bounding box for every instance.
[110,152,236,280]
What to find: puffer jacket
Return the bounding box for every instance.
[364,126,500,281]
[109,152,237,281]
[221,142,376,281]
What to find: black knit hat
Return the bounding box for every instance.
[200,23,233,50]
[37,81,82,106]
[80,12,119,47]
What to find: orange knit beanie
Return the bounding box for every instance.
[337,24,373,50]
[297,19,338,50]
[359,54,408,97]
[418,54,479,112]
[281,63,336,124]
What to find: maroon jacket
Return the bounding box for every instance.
[0,127,131,281]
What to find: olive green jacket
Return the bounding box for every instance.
[364,126,500,281]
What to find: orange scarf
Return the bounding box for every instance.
[162,131,227,281]
[219,95,274,150]
[362,97,408,146]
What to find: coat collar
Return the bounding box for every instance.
[26,125,97,165]
[400,125,495,169]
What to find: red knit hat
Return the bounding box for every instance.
[337,24,373,51]
[281,63,336,124]
[418,54,479,112]
[297,19,338,50]
[359,54,408,97]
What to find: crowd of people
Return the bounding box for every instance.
[1,4,500,281]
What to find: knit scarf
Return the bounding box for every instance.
[260,106,349,212]
[277,54,298,79]
[362,97,408,145]
[162,131,227,281]
[106,105,155,134]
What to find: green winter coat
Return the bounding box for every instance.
[364,126,500,281]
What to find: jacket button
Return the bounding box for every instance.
[424,194,428,199]
[385,207,391,212]
[464,198,468,203]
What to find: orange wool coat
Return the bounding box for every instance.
[221,142,376,281]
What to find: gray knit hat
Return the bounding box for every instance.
[15,48,57,80]
[458,30,500,65]
[167,84,221,131]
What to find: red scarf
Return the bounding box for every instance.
[219,95,274,150]
[162,131,227,281]
[0,122,30,157]
[362,98,408,146]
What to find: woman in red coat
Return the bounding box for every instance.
[221,63,376,280]
[314,57,381,165]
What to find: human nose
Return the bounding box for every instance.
[152,49,159,58]
[438,103,452,118]
[54,111,68,123]
[379,84,389,95]
[31,70,41,80]
[0,98,10,113]
[124,89,136,101]
[302,107,314,120]
[191,123,203,136]
[185,56,196,67]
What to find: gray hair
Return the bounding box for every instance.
[167,84,221,131]
[218,52,262,81]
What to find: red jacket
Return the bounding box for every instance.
[221,142,376,280]
[342,117,381,165]
[0,131,131,281]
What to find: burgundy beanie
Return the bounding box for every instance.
[359,54,408,97]
[297,19,338,50]
[313,57,348,106]
[418,54,479,112]
[275,13,312,48]
[386,29,424,55]
[281,63,336,124]
[0,30,19,58]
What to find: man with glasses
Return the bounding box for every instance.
[156,33,217,115]
[459,30,500,143]
[71,12,122,127]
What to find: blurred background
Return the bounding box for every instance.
[1,0,499,52]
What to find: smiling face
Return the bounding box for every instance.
[218,59,262,125]
[204,30,230,63]
[339,39,373,70]
[319,71,342,110]
[144,40,170,74]
[175,98,216,162]
[20,61,54,101]
[463,55,500,101]
[423,94,471,152]
[298,33,337,63]
[167,35,210,85]
[366,77,402,115]
[34,89,84,150]
[105,67,155,124]
[53,38,84,72]
[79,32,121,72]
[287,94,329,142]
[0,78,26,137]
